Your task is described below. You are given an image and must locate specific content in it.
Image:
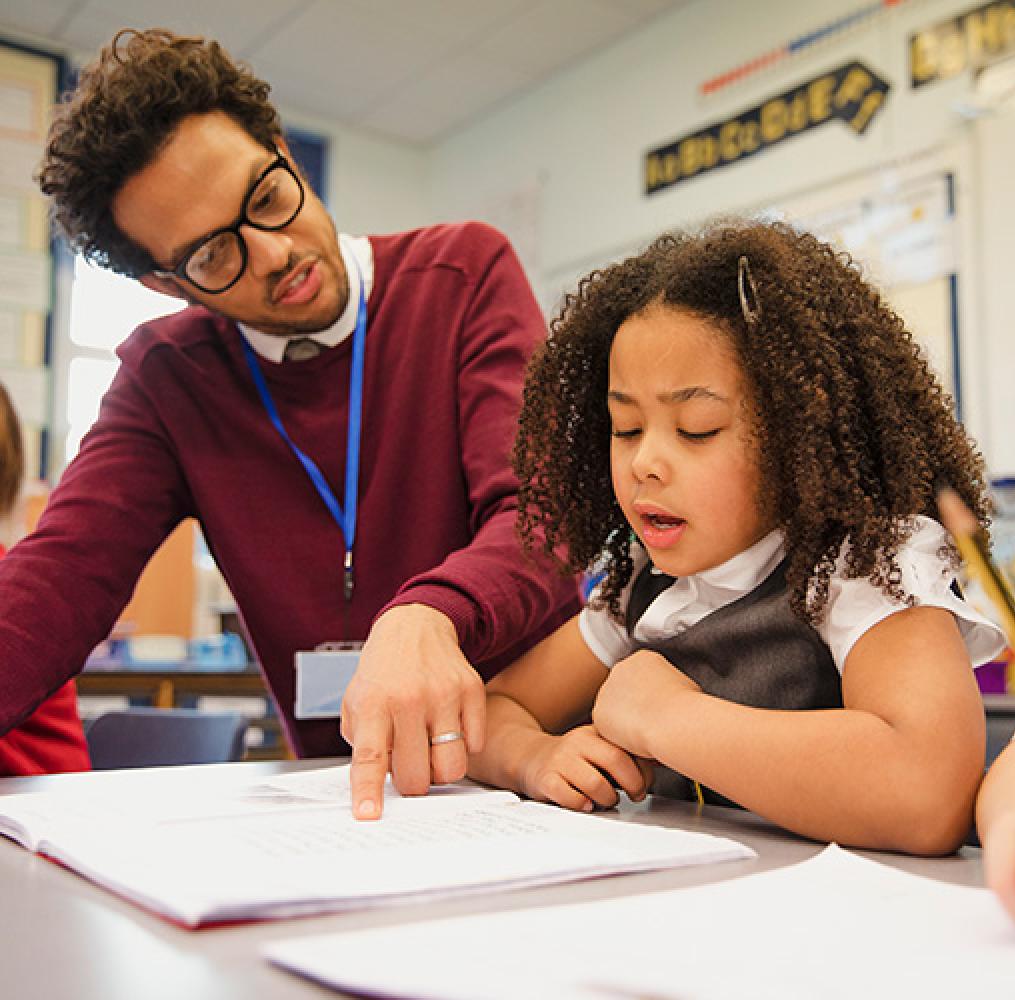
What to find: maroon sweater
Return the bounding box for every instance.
[0,222,579,756]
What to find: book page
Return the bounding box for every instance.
[0,764,753,926]
[266,845,1015,1000]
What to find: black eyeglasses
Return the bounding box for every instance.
[153,148,305,294]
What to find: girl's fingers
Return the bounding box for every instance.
[538,772,595,812]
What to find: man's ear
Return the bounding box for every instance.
[139,273,190,302]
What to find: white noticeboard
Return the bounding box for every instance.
[771,168,962,414]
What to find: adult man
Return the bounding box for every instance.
[0,29,578,816]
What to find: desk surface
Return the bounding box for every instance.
[0,760,984,1000]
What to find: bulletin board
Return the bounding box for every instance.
[0,39,62,478]
[769,167,964,418]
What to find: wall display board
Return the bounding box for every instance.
[645,62,891,196]
[771,168,963,416]
[910,0,1015,88]
[0,40,61,478]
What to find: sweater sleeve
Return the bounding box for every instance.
[0,357,192,735]
[380,225,580,670]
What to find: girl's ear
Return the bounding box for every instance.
[139,273,190,302]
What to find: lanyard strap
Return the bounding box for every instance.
[240,264,367,600]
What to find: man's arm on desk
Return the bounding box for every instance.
[342,604,486,819]
[339,224,579,820]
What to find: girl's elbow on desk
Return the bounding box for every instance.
[845,716,982,856]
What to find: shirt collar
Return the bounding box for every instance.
[239,233,374,363]
[640,528,787,626]
[694,528,786,593]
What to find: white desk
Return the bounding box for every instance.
[0,760,985,1000]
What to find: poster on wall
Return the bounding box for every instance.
[771,171,962,414]
[0,41,62,479]
[644,62,890,196]
[910,0,1015,88]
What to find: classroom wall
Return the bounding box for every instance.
[0,23,433,485]
[275,103,432,239]
[0,24,434,241]
[4,5,1014,476]
[427,0,1015,476]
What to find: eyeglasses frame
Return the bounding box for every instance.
[151,146,306,295]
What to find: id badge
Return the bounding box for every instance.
[294,642,362,719]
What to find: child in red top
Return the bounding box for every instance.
[0,384,89,775]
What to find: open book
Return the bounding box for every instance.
[0,764,754,927]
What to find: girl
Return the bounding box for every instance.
[0,383,90,775]
[468,219,1003,855]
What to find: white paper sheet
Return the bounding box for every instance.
[266,844,1015,1000]
[0,764,753,927]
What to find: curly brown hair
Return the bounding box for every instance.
[515,219,989,625]
[36,28,280,278]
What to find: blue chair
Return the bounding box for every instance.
[85,707,248,770]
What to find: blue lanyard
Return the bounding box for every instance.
[240,265,368,602]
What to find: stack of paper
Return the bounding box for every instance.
[0,764,753,927]
[266,845,1015,999]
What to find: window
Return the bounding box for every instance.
[62,256,182,464]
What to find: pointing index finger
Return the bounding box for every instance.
[349,715,392,820]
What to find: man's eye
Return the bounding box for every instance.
[678,429,719,441]
[611,428,641,439]
[193,241,222,269]
[251,181,279,215]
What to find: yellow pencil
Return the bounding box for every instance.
[937,487,1015,645]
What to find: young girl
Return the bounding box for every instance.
[0,383,90,775]
[467,219,1003,855]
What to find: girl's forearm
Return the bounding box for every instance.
[467,693,550,796]
[644,691,980,854]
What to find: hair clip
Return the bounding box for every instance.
[737,255,762,327]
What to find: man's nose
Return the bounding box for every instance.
[243,225,293,279]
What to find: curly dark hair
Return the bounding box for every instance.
[36,28,281,278]
[515,219,990,625]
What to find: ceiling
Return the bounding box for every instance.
[0,0,693,144]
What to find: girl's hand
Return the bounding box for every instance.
[593,650,702,759]
[983,808,1015,922]
[522,725,653,812]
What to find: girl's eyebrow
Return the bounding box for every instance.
[608,386,728,404]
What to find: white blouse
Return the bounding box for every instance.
[579,516,1005,673]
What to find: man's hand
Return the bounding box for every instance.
[340,604,486,820]
[592,650,701,759]
[521,724,652,811]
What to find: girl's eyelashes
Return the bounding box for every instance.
[610,427,720,441]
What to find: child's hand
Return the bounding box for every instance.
[593,650,702,759]
[983,808,1015,922]
[522,725,653,812]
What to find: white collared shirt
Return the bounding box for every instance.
[579,516,1005,673]
[239,233,374,363]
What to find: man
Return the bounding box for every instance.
[0,28,578,816]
